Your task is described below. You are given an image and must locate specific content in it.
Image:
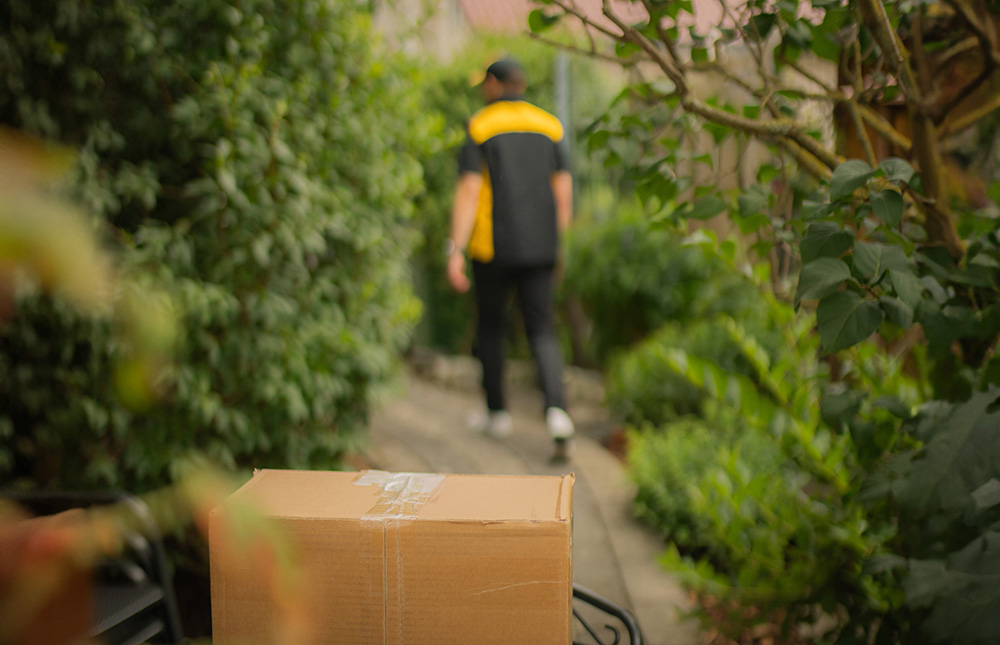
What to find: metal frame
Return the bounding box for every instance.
[573,583,644,645]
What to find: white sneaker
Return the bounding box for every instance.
[546,407,575,440]
[469,409,512,439]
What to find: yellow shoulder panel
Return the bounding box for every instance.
[468,101,563,144]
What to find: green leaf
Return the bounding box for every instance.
[888,269,924,309]
[871,395,913,419]
[971,478,1000,512]
[691,46,710,63]
[795,257,852,305]
[747,13,778,40]
[800,222,854,263]
[587,130,611,153]
[757,164,780,183]
[830,159,876,200]
[528,9,561,32]
[880,296,914,328]
[785,20,812,48]
[737,187,768,216]
[988,180,1000,205]
[871,189,904,227]
[895,390,1000,515]
[853,242,910,282]
[802,199,838,220]
[615,40,642,58]
[736,213,771,235]
[687,195,727,220]
[879,157,916,184]
[982,357,1000,389]
[809,28,841,61]
[817,291,884,353]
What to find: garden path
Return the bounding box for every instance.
[365,351,701,645]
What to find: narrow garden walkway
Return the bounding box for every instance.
[365,351,701,645]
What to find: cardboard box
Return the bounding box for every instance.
[210,469,574,644]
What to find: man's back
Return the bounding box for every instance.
[461,99,567,266]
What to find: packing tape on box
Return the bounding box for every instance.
[354,470,445,520]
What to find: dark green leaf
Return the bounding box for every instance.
[800,222,854,263]
[802,199,838,220]
[981,358,1000,389]
[895,390,1000,516]
[871,395,913,419]
[795,257,852,305]
[737,187,768,216]
[971,479,1000,512]
[830,159,876,200]
[879,157,916,184]
[821,389,863,429]
[890,269,924,309]
[528,9,562,32]
[809,28,841,61]
[880,296,914,328]
[817,291,884,353]
[785,20,812,48]
[686,195,727,220]
[747,13,778,40]
[853,242,910,282]
[871,189,904,226]
[691,46,710,63]
[989,180,1000,205]
[736,212,771,235]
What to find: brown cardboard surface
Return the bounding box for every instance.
[211,469,573,644]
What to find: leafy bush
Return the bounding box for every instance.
[536,0,1000,636]
[611,237,929,639]
[629,418,784,556]
[0,0,432,491]
[562,210,766,363]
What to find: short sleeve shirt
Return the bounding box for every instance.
[458,98,569,266]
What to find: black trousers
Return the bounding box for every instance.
[471,260,567,413]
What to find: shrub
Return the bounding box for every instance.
[0,0,432,491]
[562,210,764,363]
[613,239,925,640]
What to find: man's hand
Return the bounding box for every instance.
[447,251,470,293]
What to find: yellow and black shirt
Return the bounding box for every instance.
[458,96,569,266]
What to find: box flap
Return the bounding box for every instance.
[225,469,382,520]
[411,473,573,522]
[226,470,574,524]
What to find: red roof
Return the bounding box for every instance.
[457,0,648,34]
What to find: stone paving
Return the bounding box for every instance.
[365,353,701,645]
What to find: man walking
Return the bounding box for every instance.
[446,57,575,462]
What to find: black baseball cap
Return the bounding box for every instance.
[485,57,525,84]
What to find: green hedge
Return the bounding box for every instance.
[0,0,433,491]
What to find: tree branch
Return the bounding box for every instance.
[847,102,879,166]
[934,0,999,124]
[940,91,1000,136]
[601,0,689,94]
[859,0,964,258]
[549,0,626,40]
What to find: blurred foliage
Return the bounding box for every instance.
[0,0,434,492]
[563,207,775,364]
[0,463,301,645]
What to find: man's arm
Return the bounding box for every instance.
[551,170,573,233]
[446,171,483,293]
